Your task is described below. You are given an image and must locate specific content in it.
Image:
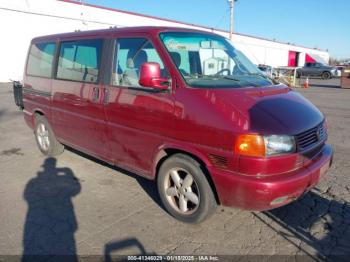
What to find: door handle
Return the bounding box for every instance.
[92,87,99,102]
[103,88,109,105]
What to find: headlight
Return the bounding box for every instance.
[264,135,296,156]
[235,134,296,157]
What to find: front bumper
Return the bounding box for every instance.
[331,70,338,77]
[210,144,333,211]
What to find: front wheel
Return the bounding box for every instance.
[322,71,331,79]
[157,154,217,223]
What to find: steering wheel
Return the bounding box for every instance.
[215,68,231,76]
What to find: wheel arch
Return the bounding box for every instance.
[152,144,220,204]
[34,109,44,116]
[322,71,332,78]
[32,109,45,126]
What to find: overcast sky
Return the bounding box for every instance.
[85,0,350,59]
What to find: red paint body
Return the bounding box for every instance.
[22,27,333,211]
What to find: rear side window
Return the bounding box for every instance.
[57,39,102,83]
[27,42,56,78]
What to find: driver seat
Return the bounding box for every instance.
[123,50,148,86]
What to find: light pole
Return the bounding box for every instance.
[228,0,237,40]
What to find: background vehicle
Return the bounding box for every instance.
[15,27,333,224]
[335,65,345,77]
[297,62,337,79]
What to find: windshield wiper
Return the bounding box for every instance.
[218,75,241,81]
[187,74,241,82]
[243,73,268,79]
[243,73,277,84]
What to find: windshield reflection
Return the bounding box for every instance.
[160,32,273,88]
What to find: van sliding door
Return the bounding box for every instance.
[51,38,110,161]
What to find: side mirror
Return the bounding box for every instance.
[139,62,170,90]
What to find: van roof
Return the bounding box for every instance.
[31,26,217,42]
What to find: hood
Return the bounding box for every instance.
[203,85,324,135]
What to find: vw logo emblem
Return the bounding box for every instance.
[316,126,321,140]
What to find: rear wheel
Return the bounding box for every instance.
[157,154,217,223]
[34,114,64,156]
[322,71,331,79]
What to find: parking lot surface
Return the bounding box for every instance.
[0,80,349,260]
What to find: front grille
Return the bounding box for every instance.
[295,122,327,151]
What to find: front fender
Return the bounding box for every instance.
[151,142,214,179]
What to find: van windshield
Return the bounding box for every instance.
[160,32,273,88]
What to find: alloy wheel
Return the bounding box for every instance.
[36,123,50,151]
[164,168,200,215]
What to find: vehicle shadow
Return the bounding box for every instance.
[104,238,156,261]
[65,146,162,209]
[254,190,350,261]
[22,157,81,262]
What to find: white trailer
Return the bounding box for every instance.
[0,0,330,82]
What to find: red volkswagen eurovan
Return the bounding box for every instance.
[17,27,333,223]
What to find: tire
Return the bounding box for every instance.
[34,114,64,156]
[157,154,217,223]
[322,71,331,80]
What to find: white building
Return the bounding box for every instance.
[0,0,330,82]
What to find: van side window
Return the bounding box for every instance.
[57,39,102,83]
[27,42,56,78]
[112,38,168,87]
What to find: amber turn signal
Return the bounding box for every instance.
[235,134,265,157]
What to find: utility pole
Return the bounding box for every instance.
[228,0,237,40]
